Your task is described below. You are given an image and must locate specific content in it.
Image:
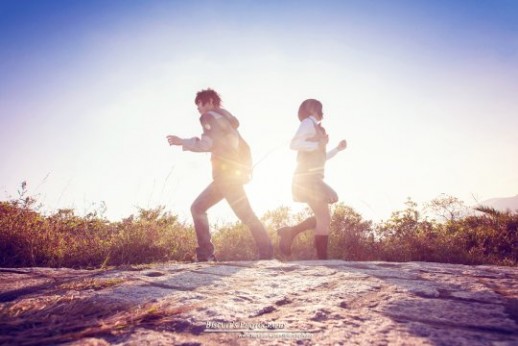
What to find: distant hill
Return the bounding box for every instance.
[478,195,518,212]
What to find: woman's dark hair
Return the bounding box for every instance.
[298,99,322,121]
[195,88,221,107]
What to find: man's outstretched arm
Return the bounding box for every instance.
[166,134,213,152]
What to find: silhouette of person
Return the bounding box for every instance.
[167,88,273,261]
[277,99,347,259]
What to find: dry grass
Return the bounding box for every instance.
[1,186,517,268]
[57,278,126,291]
[0,294,198,345]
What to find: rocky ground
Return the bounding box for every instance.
[1,260,517,345]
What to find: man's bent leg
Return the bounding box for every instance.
[223,182,273,259]
[191,182,223,261]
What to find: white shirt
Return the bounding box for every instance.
[290,116,339,160]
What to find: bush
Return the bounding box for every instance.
[328,204,374,261]
[1,184,516,267]
[0,185,195,268]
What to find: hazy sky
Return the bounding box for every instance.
[1,0,517,223]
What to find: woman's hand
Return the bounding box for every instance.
[337,139,347,151]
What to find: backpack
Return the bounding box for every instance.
[208,111,253,183]
[235,133,253,183]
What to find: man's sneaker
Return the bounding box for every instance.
[258,243,274,260]
[196,254,217,262]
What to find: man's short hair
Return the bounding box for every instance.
[195,88,221,107]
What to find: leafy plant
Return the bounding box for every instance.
[1,183,516,267]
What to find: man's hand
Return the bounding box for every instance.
[167,135,183,146]
[337,139,347,151]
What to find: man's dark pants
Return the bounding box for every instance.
[191,179,273,260]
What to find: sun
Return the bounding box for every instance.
[245,148,295,216]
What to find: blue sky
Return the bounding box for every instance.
[1,0,517,222]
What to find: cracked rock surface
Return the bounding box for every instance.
[1,260,517,345]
